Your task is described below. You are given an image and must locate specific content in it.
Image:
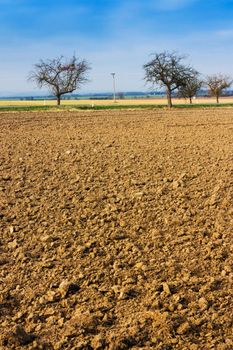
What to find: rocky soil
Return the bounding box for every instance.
[0,108,232,350]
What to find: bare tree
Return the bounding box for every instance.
[206,74,232,103]
[143,51,197,107]
[29,55,90,105]
[178,75,202,104]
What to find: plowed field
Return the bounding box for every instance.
[0,109,232,350]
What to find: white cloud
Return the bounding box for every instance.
[216,29,233,38]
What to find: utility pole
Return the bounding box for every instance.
[111,72,116,102]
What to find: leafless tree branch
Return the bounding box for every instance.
[205,74,232,103]
[178,75,202,104]
[28,55,91,105]
[143,51,198,107]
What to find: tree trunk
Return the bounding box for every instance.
[189,97,192,104]
[57,95,61,106]
[216,95,219,104]
[166,87,172,108]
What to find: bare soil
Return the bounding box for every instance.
[0,109,232,350]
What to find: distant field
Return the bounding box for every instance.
[1,96,233,107]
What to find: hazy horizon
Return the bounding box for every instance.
[0,90,165,98]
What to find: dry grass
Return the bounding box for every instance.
[1,96,233,107]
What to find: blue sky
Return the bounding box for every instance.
[1,0,233,95]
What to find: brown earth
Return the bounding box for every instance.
[0,109,232,350]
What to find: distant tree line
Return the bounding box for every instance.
[29,52,232,107]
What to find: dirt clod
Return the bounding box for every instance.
[176,321,191,335]
[4,325,36,346]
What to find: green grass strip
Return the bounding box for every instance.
[1,103,233,112]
